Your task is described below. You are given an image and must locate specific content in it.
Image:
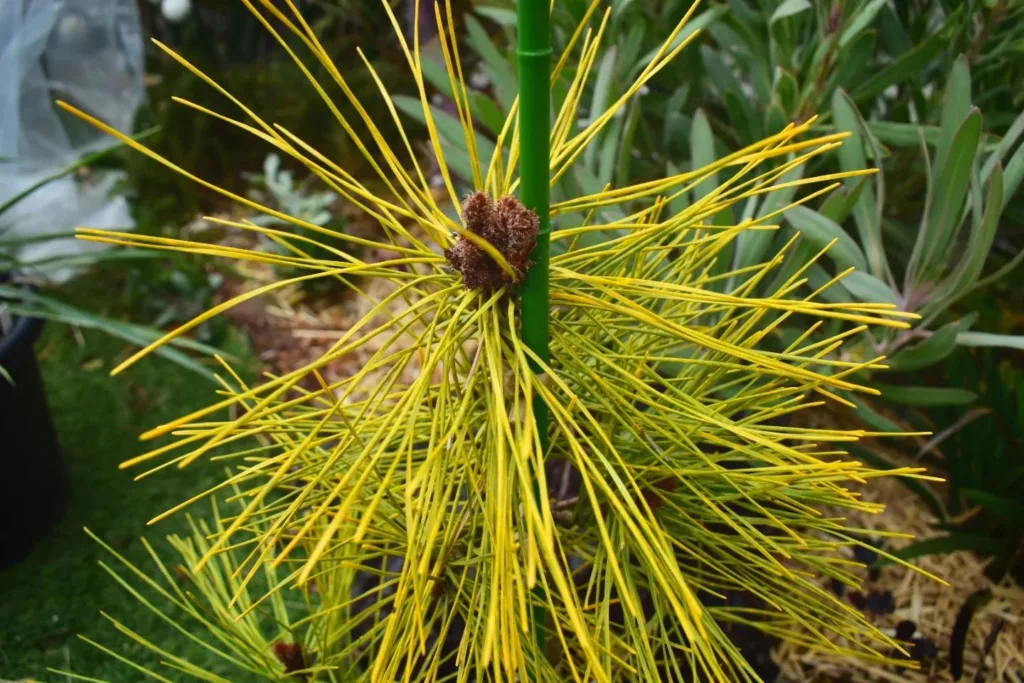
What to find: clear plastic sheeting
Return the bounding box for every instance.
[0,0,144,281]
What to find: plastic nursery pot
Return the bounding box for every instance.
[0,309,71,570]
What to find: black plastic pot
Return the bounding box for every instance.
[0,311,70,569]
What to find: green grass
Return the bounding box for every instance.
[0,318,257,681]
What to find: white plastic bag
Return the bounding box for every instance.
[0,0,145,281]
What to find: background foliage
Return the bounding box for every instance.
[2,0,1023,680]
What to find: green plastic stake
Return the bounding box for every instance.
[517,0,551,660]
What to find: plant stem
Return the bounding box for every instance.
[517,0,551,660]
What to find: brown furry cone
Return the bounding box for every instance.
[444,192,539,290]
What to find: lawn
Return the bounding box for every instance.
[0,317,257,681]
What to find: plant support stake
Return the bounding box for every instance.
[517,0,551,658]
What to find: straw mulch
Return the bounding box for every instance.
[776,475,1024,682]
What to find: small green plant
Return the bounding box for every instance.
[242,152,357,290]
[57,1,940,680]
[246,153,340,231]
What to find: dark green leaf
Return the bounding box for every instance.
[873,384,977,407]
[887,320,962,372]
[584,47,619,172]
[850,10,957,103]
[866,122,942,148]
[701,46,761,144]
[877,534,1003,565]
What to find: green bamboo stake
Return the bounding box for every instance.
[517,0,551,660]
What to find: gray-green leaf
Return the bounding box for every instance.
[841,271,898,305]
[785,205,868,273]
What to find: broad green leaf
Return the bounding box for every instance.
[764,227,816,296]
[770,0,810,23]
[831,89,886,277]
[722,89,761,146]
[886,319,965,372]
[863,123,999,152]
[913,109,982,279]
[840,271,898,305]
[934,55,972,173]
[873,384,977,407]
[956,332,1024,351]
[611,0,637,18]
[10,248,162,271]
[665,162,687,220]
[839,0,887,47]
[785,205,868,273]
[464,15,518,110]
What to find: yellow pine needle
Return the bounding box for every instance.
[64,1,944,681]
